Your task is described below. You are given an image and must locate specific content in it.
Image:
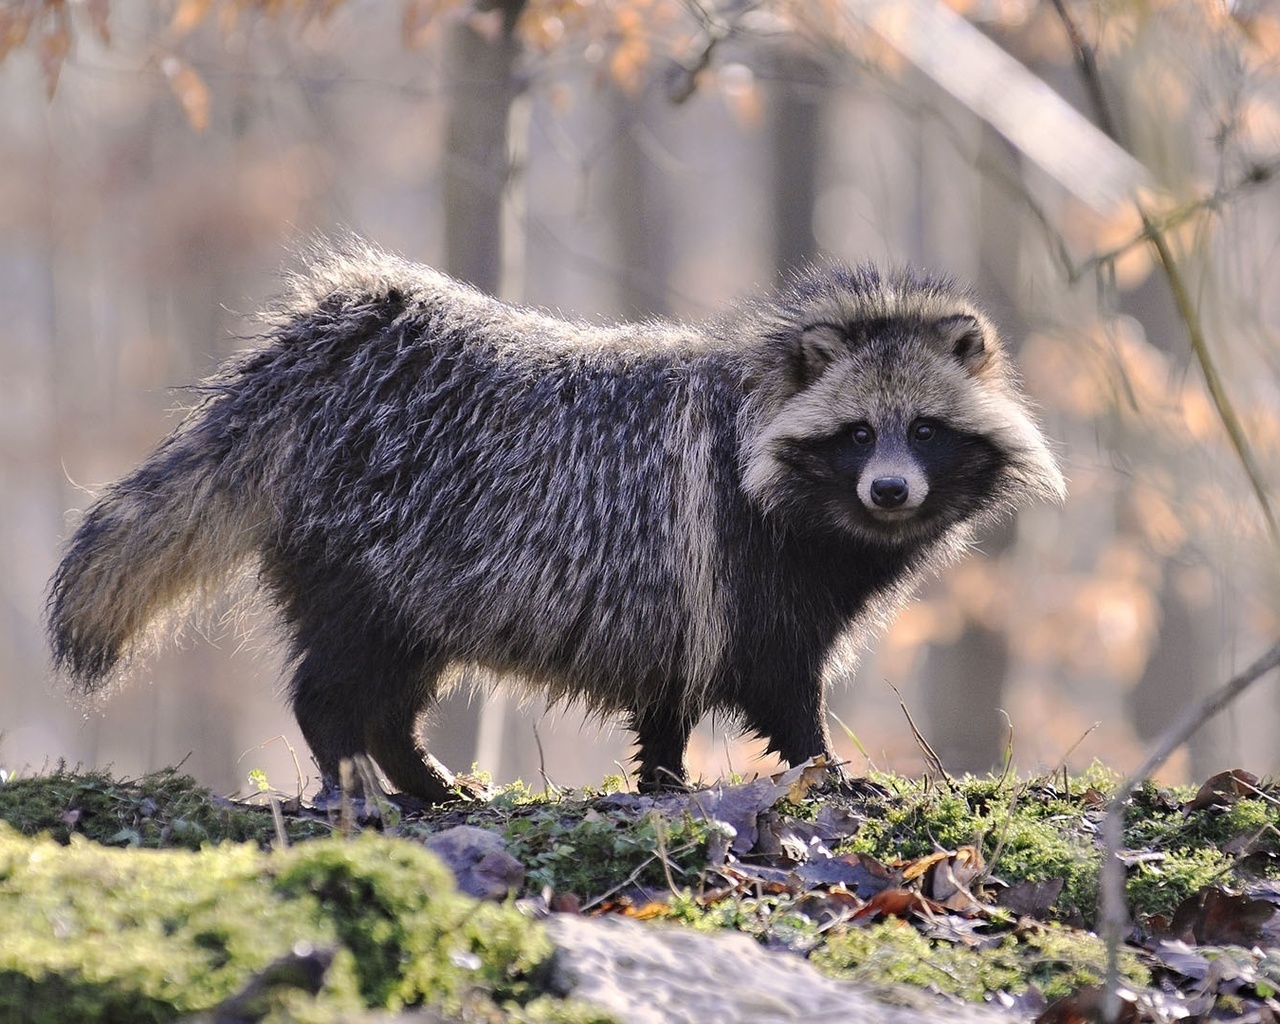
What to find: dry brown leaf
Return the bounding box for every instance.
[852,887,943,922]
[901,849,952,884]
[998,877,1065,920]
[549,892,581,913]
[925,846,988,910]
[795,851,894,898]
[1182,769,1261,814]
[777,757,831,804]
[1035,987,1139,1024]
[1168,887,1278,947]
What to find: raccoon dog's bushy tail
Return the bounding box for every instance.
[47,413,264,691]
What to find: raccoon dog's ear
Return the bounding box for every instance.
[793,322,847,387]
[938,315,989,373]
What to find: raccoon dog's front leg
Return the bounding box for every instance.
[631,696,698,793]
[739,655,847,782]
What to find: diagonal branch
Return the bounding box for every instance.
[1047,0,1279,546]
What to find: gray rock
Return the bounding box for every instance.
[423,825,524,900]
[545,913,1020,1024]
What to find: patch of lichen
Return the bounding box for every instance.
[0,826,607,1023]
[0,765,331,848]
[810,919,1149,1002]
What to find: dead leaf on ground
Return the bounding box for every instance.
[901,845,990,912]
[795,851,894,898]
[1150,939,1211,981]
[1034,986,1139,1024]
[1183,769,1262,814]
[852,886,944,922]
[919,911,1002,946]
[775,757,833,803]
[1165,886,1279,946]
[682,758,833,856]
[793,884,863,927]
[997,877,1065,920]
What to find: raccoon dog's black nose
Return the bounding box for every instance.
[869,476,910,509]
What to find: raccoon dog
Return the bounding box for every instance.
[47,241,1064,803]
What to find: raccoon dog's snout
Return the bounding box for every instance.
[855,427,929,517]
[869,476,910,509]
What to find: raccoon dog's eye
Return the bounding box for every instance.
[911,420,936,442]
[851,423,875,445]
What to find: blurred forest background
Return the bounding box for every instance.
[2,0,1279,799]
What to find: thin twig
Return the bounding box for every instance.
[1099,641,1280,1021]
[579,837,702,912]
[1047,722,1101,782]
[1070,160,1280,283]
[1140,204,1280,543]
[889,682,954,789]
[531,720,561,798]
[1048,0,1118,140]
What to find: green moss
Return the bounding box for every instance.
[0,766,331,848]
[813,921,1019,998]
[0,825,607,1023]
[666,889,825,948]
[502,808,710,900]
[833,767,1280,929]
[841,776,988,860]
[1124,846,1237,921]
[811,920,1148,1002]
[989,813,1101,921]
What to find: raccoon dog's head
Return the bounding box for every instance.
[737,264,1065,546]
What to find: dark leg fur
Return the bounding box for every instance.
[631,696,696,793]
[738,653,843,776]
[362,663,458,804]
[281,596,456,803]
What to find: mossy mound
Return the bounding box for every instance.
[0,826,608,1023]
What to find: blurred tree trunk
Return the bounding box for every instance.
[919,122,1021,774]
[1117,276,1225,779]
[767,51,826,279]
[1127,572,1218,775]
[442,1,526,292]
[427,0,527,777]
[611,88,674,318]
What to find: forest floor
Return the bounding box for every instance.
[0,759,1277,1023]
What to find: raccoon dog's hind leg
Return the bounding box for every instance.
[288,630,455,804]
[265,553,456,804]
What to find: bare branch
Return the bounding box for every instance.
[1047,0,1280,548]
[1099,641,1280,1023]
